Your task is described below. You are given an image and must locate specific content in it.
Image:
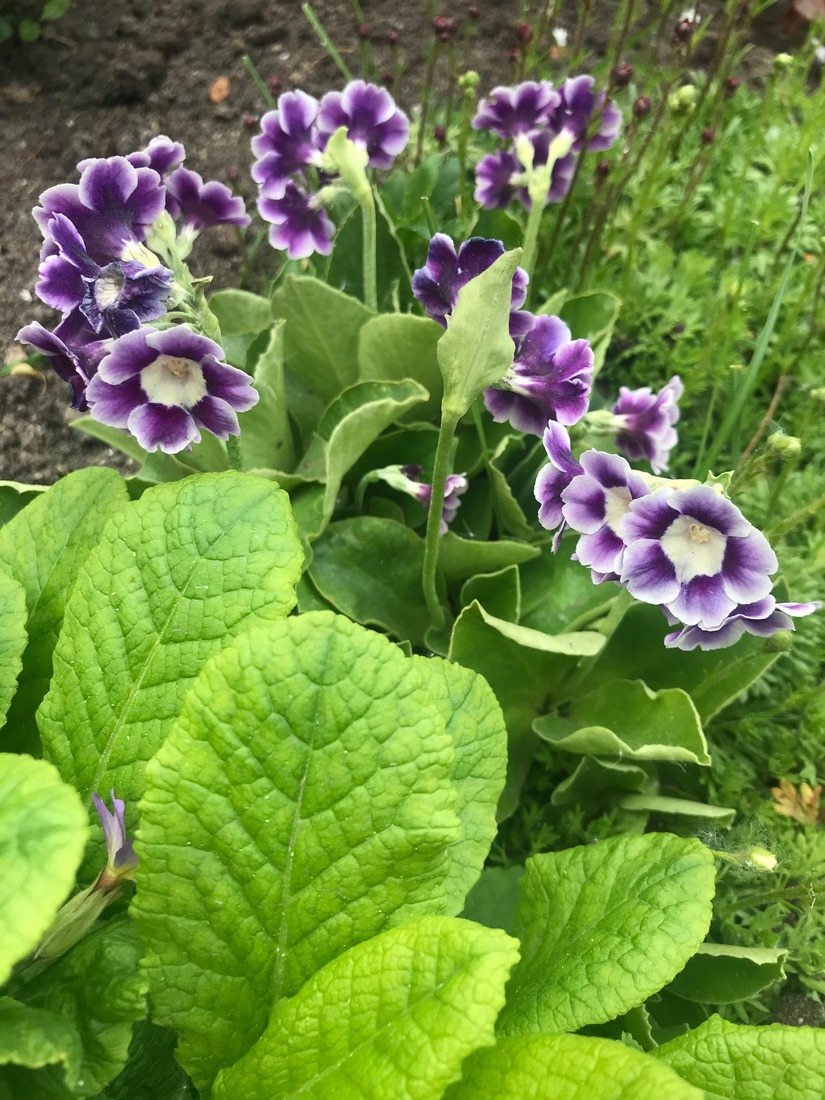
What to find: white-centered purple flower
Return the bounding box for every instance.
[411,233,529,333]
[561,450,650,581]
[258,182,336,260]
[612,375,683,473]
[472,81,561,139]
[483,313,593,436]
[93,789,139,881]
[16,310,109,410]
[400,464,468,534]
[620,485,778,630]
[549,76,622,152]
[475,135,578,210]
[664,596,821,651]
[85,325,258,453]
[534,421,584,541]
[251,91,325,201]
[165,167,251,235]
[317,79,409,169]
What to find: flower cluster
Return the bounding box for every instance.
[17,139,257,453]
[473,77,621,210]
[534,425,819,650]
[251,81,409,259]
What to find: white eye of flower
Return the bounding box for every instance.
[121,240,161,269]
[660,514,726,582]
[140,354,207,408]
[95,269,125,309]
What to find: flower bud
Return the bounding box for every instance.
[508,47,520,63]
[774,52,794,70]
[266,73,282,96]
[242,113,257,128]
[701,127,715,144]
[382,69,395,86]
[357,22,370,39]
[387,29,399,44]
[673,18,694,43]
[741,846,779,872]
[633,95,651,119]
[516,21,532,43]
[668,84,697,114]
[225,166,239,182]
[467,4,480,18]
[458,70,480,91]
[767,432,801,459]
[595,159,611,180]
[434,125,447,146]
[766,630,794,652]
[433,15,456,39]
[611,61,633,87]
[724,75,741,97]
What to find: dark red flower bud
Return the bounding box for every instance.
[382,69,395,86]
[508,47,520,63]
[266,73,282,95]
[387,29,399,44]
[611,62,633,87]
[595,159,611,180]
[724,75,741,97]
[433,15,456,38]
[242,113,257,128]
[358,22,370,40]
[225,166,239,182]
[673,18,694,43]
[437,29,451,42]
[701,127,715,144]
[434,125,448,146]
[516,22,532,43]
[467,4,480,18]
[632,95,651,119]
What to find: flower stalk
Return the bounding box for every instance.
[422,408,460,628]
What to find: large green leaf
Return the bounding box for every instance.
[439,533,540,582]
[272,275,373,402]
[38,473,303,831]
[237,320,295,473]
[357,313,443,418]
[208,289,272,336]
[133,612,463,1088]
[0,755,88,984]
[497,833,716,1035]
[411,657,508,910]
[0,468,129,753]
[620,794,735,825]
[445,1033,702,1099]
[213,917,519,1100]
[667,944,788,1005]
[0,997,81,1092]
[461,867,525,937]
[98,1021,195,1100]
[0,572,26,728]
[556,289,621,377]
[519,543,621,634]
[22,917,147,1097]
[654,1014,825,1099]
[460,565,521,622]
[534,679,710,765]
[309,516,431,645]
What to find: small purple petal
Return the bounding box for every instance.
[411,234,528,329]
[612,375,683,473]
[191,394,240,439]
[259,183,335,259]
[125,135,186,177]
[128,403,200,452]
[474,150,522,210]
[166,167,251,233]
[472,81,561,139]
[534,422,583,532]
[621,540,680,604]
[318,80,409,169]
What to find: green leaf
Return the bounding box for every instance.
[519,542,619,634]
[620,795,735,825]
[411,657,508,909]
[0,468,129,753]
[438,250,520,419]
[461,866,525,936]
[97,1021,195,1100]
[309,516,431,645]
[0,572,26,728]
[40,0,71,21]
[534,680,710,765]
[213,917,520,1100]
[461,565,521,622]
[550,755,651,807]
[236,320,295,473]
[17,19,41,41]
[133,612,462,1088]
[70,417,147,464]
[556,289,621,377]
[21,917,147,1096]
[486,434,533,539]
[272,275,373,402]
[654,1014,825,1100]
[39,473,303,828]
[0,483,45,529]
[0,997,81,1090]
[439,532,540,583]
[0,755,88,984]
[357,312,443,418]
[326,190,414,312]
[445,1033,703,1099]
[667,944,788,1005]
[497,833,716,1035]
[208,289,272,336]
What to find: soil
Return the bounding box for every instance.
[0,0,803,483]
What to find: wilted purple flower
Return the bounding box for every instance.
[165,167,251,235]
[664,596,820,651]
[36,212,172,338]
[620,485,778,630]
[85,325,258,453]
[93,789,139,881]
[317,79,409,169]
[549,75,622,152]
[16,310,109,410]
[612,375,683,473]
[484,314,593,435]
[251,91,324,201]
[124,135,186,178]
[534,421,583,540]
[258,182,336,259]
[472,81,560,139]
[561,450,650,581]
[401,464,468,533]
[411,233,528,331]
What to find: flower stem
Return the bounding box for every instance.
[521,196,545,288]
[358,185,378,312]
[422,408,460,629]
[226,434,244,472]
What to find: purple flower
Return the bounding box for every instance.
[483,313,593,435]
[251,91,324,201]
[317,80,409,169]
[85,325,258,453]
[401,464,468,534]
[561,451,650,581]
[36,213,172,337]
[93,789,139,880]
[549,75,622,152]
[620,485,778,630]
[165,167,251,234]
[258,182,336,259]
[534,421,583,539]
[124,135,186,177]
[664,597,820,651]
[34,157,166,267]
[411,233,528,330]
[612,376,683,473]
[16,310,109,410]
[472,81,561,139]
[474,137,578,210]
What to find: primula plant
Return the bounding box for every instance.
[4,16,825,1097]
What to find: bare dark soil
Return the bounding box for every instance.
[0,0,797,482]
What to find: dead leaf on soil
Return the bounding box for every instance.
[771,778,824,826]
[209,76,231,104]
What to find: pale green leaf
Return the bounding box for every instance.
[620,795,735,824]
[519,542,619,635]
[534,679,710,765]
[208,289,272,336]
[133,612,462,1088]
[497,833,716,1035]
[445,1032,703,1099]
[439,533,539,582]
[460,565,521,622]
[97,1021,194,1100]
[357,313,443,418]
[213,917,520,1100]
[39,472,303,828]
[0,572,26,728]
[461,867,525,936]
[0,755,88,984]
[667,944,788,1005]
[0,468,129,753]
[556,289,621,378]
[654,1014,825,1099]
[550,756,650,807]
[70,417,148,464]
[237,320,295,473]
[0,997,81,1090]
